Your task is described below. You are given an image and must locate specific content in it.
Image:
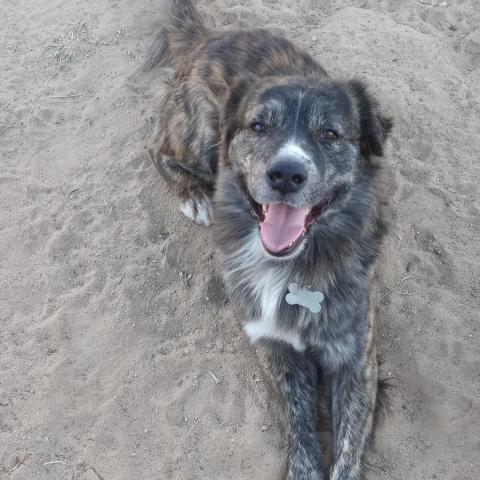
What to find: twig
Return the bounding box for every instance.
[179,271,192,288]
[206,370,221,385]
[187,417,200,436]
[43,460,69,466]
[90,467,105,480]
[11,454,30,473]
[49,93,85,99]
[385,274,414,293]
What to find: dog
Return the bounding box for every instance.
[146,1,392,478]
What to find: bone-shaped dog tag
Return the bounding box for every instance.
[285,283,324,314]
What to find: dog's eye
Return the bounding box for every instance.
[322,129,339,141]
[251,122,267,134]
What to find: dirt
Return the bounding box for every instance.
[1,0,479,479]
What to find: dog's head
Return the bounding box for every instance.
[217,76,392,259]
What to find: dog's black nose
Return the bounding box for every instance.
[267,162,307,194]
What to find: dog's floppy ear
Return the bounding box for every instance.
[348,80,392,159]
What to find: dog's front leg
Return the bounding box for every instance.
[329,360,374,480]
[264,341,324,480]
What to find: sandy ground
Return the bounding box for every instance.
[1,0,479,479]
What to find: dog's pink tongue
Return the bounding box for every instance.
[260,204,306,253]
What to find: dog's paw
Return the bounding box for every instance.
[180,197,213,226]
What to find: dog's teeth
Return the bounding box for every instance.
[262,205,268,214]
[305,208,311,215]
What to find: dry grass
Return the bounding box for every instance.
[417,1,448,10]
[43,19,90,69]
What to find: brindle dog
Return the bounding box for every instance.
[146,1,392,479]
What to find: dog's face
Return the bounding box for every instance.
[219,77,391,259]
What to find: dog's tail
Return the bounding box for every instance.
[143,0,207,71]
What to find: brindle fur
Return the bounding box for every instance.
[149,80,219,206]
[146,1,392,479]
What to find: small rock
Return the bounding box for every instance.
[260,425,269,432]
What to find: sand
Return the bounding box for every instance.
[1,0,479,479]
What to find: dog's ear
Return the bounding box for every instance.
[348,80,392,159]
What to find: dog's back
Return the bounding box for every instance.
[144,0,327,95]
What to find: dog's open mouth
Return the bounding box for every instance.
[249,188,342,256]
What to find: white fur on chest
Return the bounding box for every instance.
[223,232,306,351]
